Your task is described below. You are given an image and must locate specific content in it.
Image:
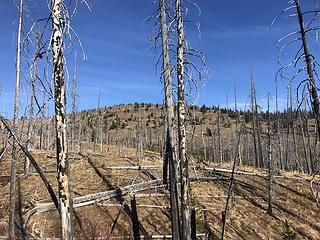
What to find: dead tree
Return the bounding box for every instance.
[136,105,143,163]
[8,0,23,237]
[1,115,59,211]
[159,0,181,238]
[267,93,274,214]
[275,78,283,170]
[221,124,242,240]
[298,91,313,174]
[130,195,141,240]
[250,69,264,168]
[250,70,259,168]
[51,0,73,238]
[217,110,223,164]
[70,53,78,152]
[274,0,320,172]
[176,0,191,238]
[294,0,320,139]
[97,88,103,153]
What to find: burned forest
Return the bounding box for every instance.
[1,0,320,239]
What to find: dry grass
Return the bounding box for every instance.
[0,144,320,239]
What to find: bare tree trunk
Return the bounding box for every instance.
[295,0,320,141]
[254,93,264,168]
[250,70,259,168]
[52,0,73,238]
[221,125,242,240]
[25,31,41,174]
[9,0,23,237]
[70,53,78,152]
[201,125,207,163]
[136,106,143,163]
[299,93,312,174]
[275,78,283,170]
[97,89,104,153]
[25,46,37,175]
[267,94,273,214]
[176,0,191,238]
[130,195,141,240]
[159,0,181,238]
[217,110,223,164]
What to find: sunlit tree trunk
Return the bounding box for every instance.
[176,0,191,238]
[52,0,73,238]
[159,0,181,238]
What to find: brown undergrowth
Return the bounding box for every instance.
[0,145,319,239]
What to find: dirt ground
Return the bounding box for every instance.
[0,144,320,239]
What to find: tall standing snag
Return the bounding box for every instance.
[176,0,191,239]
[294,0,320,141]
[8,0,23,237]
[159,0,181,238]
[51,0,73,238]
[267,93,274,214]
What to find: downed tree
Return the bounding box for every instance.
[204,167,266,177]
[204,167,310,180]
[25,175,227,219]
[25,179,165,219]
[0,146,7,162]
[98,203,170,210]
[102,166,159,171]
[0,116,59,210]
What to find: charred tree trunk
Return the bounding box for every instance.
[131,195,141,240]
[159,0,181,238]
[267,94,273,214]
[52,0,73,238]
[176,0,191,238]
[295,0,320,142]
[191,209,196,240]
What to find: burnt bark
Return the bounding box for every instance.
[51,0,73,238]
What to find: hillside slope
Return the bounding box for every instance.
[0,143,319,239]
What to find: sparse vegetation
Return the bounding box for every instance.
[1,0,320,239]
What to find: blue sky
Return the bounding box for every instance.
[0,0,318,117]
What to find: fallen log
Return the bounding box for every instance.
[204,167,311,180]
[0,146,7,162]
[26,179,165,218]
[204,167,266,177]
[150,233,206,239]
[46,155,81,161]
[27,175,228,217]
[90,233,206,240]
[135,193,167,198]
[98,203,170,210]
[103,166,159,171]
[189,176,229,182]
[0,116,59,211]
